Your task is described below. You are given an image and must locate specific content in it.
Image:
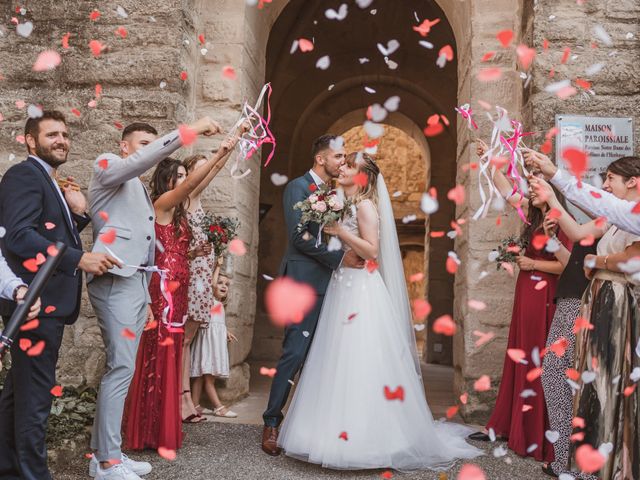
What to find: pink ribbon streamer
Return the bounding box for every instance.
[455,104,478,130]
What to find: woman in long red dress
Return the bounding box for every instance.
[124,137,238,451]
[468,141,572,463]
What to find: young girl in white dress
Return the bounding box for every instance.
[190,257,239,418]
[278,152,482,471]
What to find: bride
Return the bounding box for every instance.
[278,152,483,471]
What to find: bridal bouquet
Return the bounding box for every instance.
[294,185,350,245]
[200,214,240,257]
[490,235,528,270]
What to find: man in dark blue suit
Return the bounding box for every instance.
[0,111,119,480]
[262,134,365,455]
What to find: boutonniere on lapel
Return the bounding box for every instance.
[294,184,352,247]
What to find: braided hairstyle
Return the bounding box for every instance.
[345,151,380,205]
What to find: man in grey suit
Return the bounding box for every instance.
[261,134,365,455]
[87,117,220,480]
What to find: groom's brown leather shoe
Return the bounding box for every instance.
[262,426,282,456]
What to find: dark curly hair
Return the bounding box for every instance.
[149,158,188,237]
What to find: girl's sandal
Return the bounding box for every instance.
[213,405,238,418]
[182,391,207,423]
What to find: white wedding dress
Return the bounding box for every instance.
[278,175,482,471]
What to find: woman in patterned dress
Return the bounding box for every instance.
[124,136,239,450]
[180,146,238,421]
[533,156,640,480]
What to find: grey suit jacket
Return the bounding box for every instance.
[279,172,344,295]
[88,130,182,280]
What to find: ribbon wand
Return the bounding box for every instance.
[0,242,67,357]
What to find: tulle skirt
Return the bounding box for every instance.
[278,267,482,471]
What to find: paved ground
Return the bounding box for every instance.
[52,422,543,479]
[50,364,545,479]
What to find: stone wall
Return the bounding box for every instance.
[0,0,261,402]
[531,0,640,157]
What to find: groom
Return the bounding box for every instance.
[262,134,365,455]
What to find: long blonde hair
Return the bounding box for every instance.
[345,151,380,205]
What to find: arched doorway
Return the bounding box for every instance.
[251,0,459,371]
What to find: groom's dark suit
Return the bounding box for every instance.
[0,156,89,480]
[263,172,344,427]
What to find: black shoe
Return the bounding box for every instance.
[467,431,491,441]
[542,463,558,478]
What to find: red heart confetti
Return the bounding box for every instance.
[481,51,495,62]
[167,281,180,293]
[380,471,394,479]
[222,66,237,80]
[338,431,348,441]
[47,245,59,256]
[265,277,316,327]
[115,26,128,38]
[19,338,32,351]
[180,71,188,81]
[178,124,197,146]
[562,147,589,185]
[526,367,543,382]
[99,211,109,221]
[580,234,595,246]
[365,259,379,273]
[98,158,109,170]
[159,337,175,346]
[566,368,580,381]
[229,239,247,256]
[35,253,46,265]
[61,32,70,49]
[477,67,503,82]
[433,315,456,336]
[50,385,63,397]
[383,385,405,401]
[575,444,605,473]
[20,319,39,331]
[44,305,56,314]
[27,340,45,356]
[409,272,425,282]
[23,258,38,273]
[447,185,465,205]
[516,44,536,70]
[560,47,571,64]
[89,10,101,21]
[572,416,586,429]
[99,228,116,244]
[89,40,104,57]
[446,405,459,419]
[412,299,431,321]
[33,50,61,72]
[457,463,486,480]
[298,38,314,52]
[45,222,56,230]
[474,375,491,392]
[534,280,548,290]
[496,29,514,47]
[259,367,277,377]
[353,172,368,187]
[121,328,135,340]
[211,303,223,316]
[507,348,526,363]
[157,447,176,461]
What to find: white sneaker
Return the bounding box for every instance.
[90,454,152,477]
[94,463,142,480]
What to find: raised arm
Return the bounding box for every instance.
[154,145,231,213]
[282,181,344,270]
[526,150,640,236]
[531,176,607,242]
[189,128,246,199]
[93,117,222,188]
[326,200,379,261]
[476,140,529,211]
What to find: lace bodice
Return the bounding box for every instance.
[339,201,379,252]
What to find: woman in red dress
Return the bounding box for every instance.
[468,141,572,463]
[124,136,238,451]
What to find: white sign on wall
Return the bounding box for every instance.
[555,115,634,179]
[555,115,634,222]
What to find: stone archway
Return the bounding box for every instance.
[245,0,530,422]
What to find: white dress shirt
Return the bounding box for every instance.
[550,169,640,236]
[29,155,75,228]
[308,169,325,187]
